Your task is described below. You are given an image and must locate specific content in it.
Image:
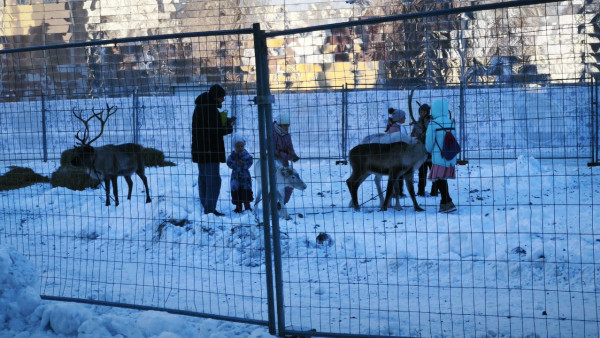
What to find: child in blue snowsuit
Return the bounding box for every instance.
[226,134,254,213]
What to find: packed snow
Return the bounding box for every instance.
[0,153,598,337]
[0,246,274,337]
[0,87,598,336]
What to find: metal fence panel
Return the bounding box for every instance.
[0,31,273,327]
[263,1,600,336]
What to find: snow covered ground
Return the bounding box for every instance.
[0,246,275,337]
[0,153,598,337]
[0,85,597,336]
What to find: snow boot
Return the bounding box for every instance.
[233,204,243,213]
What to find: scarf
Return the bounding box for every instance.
[273,123,288,137]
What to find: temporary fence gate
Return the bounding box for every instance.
[258,1,600,337]
[0,29,277,330]
[1,0,599,337]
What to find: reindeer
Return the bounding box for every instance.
[254,162,307,220]
[347,140,428,212]
[359,131,415,209]
[70,104,151,206]
[356,87,424,210]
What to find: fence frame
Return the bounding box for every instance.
[1,25,280,332]
[260,0,584,336]
[590,76,600,167]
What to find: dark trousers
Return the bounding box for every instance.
[232,188,254,204]
[417,161,431,194]
[437,179,453,205]
[197,162,221,212]
[418,161,440,195]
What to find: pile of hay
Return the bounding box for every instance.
[141,148,176,167]
[0,147,174,192]
[0,167,50,191]
[50,166,100,191]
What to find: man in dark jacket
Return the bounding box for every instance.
[192,84,234,216]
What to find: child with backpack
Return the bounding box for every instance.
[226,134,254,213]
[425,99,460,213]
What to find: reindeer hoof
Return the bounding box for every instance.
[146,198,152,203]
[415,206,425,212]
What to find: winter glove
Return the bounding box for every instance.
[227,116,237,126]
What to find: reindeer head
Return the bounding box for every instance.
[71,144,96,168]
[279,167,307,191]
[71,104,117,169]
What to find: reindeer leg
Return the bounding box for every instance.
[274,191,291,220]
[347,171,369,210]
[111,176,119,206]
[374,174,384,209]
[404,171,424,212]
[104,178,111,206]
[279,202,290,220]
[381,171,398,211]
[136,171,152,203]
[125,176,133,200]
[393,178,401,210]
[254,184,262,207]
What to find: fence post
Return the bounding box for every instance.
[589,76,599,167]
[132,88,140,144]
[457,83,468,165]
[340,84,348,164]
[457,15,468,165]
[41,94,48,162]
[252,23,279,335]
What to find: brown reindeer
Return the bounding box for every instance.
[70,105,151,206]
[346,141,428,212]
[352,87,427,211]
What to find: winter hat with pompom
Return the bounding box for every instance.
[231,133,246,148]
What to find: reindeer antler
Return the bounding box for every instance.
[87,104,118,145]
[72,104,118,146]
[73,108,94,146]
[408,85,423,125]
